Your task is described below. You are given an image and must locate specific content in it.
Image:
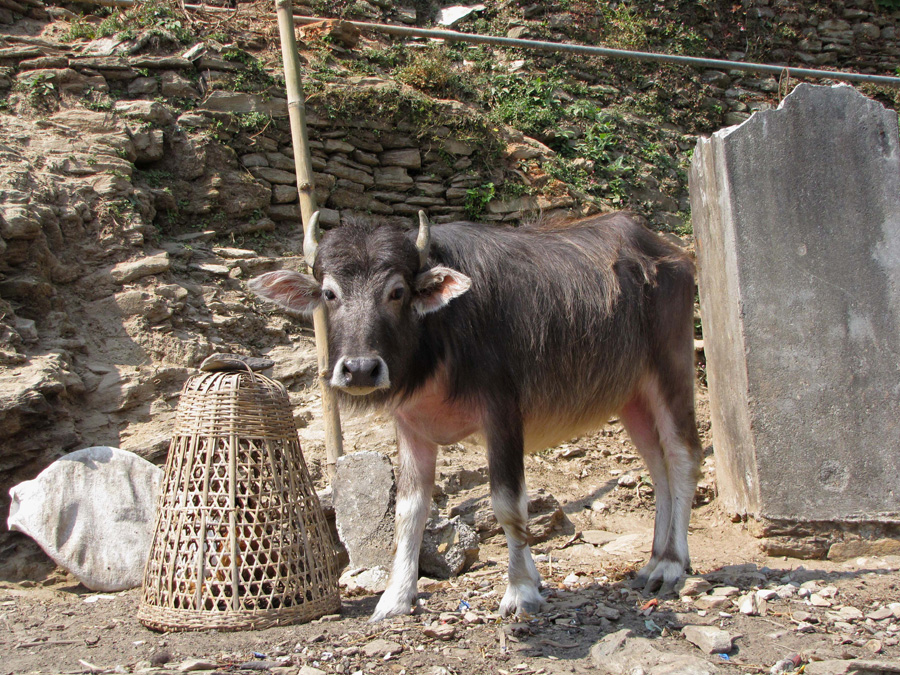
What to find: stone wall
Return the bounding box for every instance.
[0,36,574,530]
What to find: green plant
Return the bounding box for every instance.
[225,49,276,94]
[479,72,565,137]
[62,17,96,41]
[73,0,194,43]
[235,112,271,131]
[84,93,113,112]
[140,169,174,188]
[394,46,469,99]
[464,182,495,218]
[360,45,405,70]
[498,182,533,200]
[599,3,649,50]
[16,72,57,109]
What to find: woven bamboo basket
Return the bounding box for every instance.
[137,365,340,631]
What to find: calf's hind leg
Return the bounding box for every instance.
[620,376,702,595]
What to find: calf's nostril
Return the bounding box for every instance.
[341,357,384,386]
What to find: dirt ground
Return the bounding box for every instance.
[2,381,900,675]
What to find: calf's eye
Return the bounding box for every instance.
[389,287,405,301]
[323,289,337,301]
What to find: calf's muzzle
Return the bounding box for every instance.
[331,355,390,394]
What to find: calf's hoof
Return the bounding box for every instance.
[370,588,416,623]
[631,557,687,597]
[499,581,546,618]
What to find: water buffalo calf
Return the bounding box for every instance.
[250,211,703,621]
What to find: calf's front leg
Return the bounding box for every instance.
[370,419,438,622]
[486,408,545,617]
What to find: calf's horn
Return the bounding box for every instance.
[303,210,322,268]
[416,210,431,268]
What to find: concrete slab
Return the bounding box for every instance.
[690,83,900,524]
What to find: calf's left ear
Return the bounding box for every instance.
[248,270,321,317]
[412,265,472,315]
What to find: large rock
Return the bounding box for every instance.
[690,84,900,525]
[109,252,170,284]
[419,515,479,578]
[453,488,571,542]
[590,629,719,675]
[0,353,83,522]
[332,451,396,569]
[7,447,163,591]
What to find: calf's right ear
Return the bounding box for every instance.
[248,271,321,317]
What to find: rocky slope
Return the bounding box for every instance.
[1,0,899,544]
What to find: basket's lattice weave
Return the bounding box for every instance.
[138,369,340,631]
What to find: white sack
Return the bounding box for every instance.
[7,446,163,591]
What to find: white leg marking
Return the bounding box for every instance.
[371,422,437,622]
[625,376,700,592]
[492,487,544,617]
[642,376,700,591]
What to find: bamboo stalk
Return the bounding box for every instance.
[275,0,343,479]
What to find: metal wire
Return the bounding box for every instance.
[290,15,900,88]
[60,0,900,88]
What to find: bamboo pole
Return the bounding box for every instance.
[275,0,343,479]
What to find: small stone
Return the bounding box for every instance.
[819,586,838,598]
[423,624,456,640]
[213,247,257,259]
[380,149,421,169]
[593,603,621,620]
[738,592,764,616]
[109,253,170,284]
[682,625,734,654]
[694,595,731,611]
[339,566,389,595]
[617,474,638,487]
[419,515,479,579]
[756,588,778,601]
[324,139,355,154]
[179,659,219,672]
[150,650,173,666]
[362,639,403,658]
[770,657,799,674]
[677,577,713,598]
[775,583,798,598]
[564,572,589,587]
[590,500,607,512]
[864,639,883,654]
[582,530,618,546]
[193,263,230,276]
[866,606,894,621]
[836,606,863,620]
[711,586,740,597]
[810,594,833,607]
[298,667,328,675]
